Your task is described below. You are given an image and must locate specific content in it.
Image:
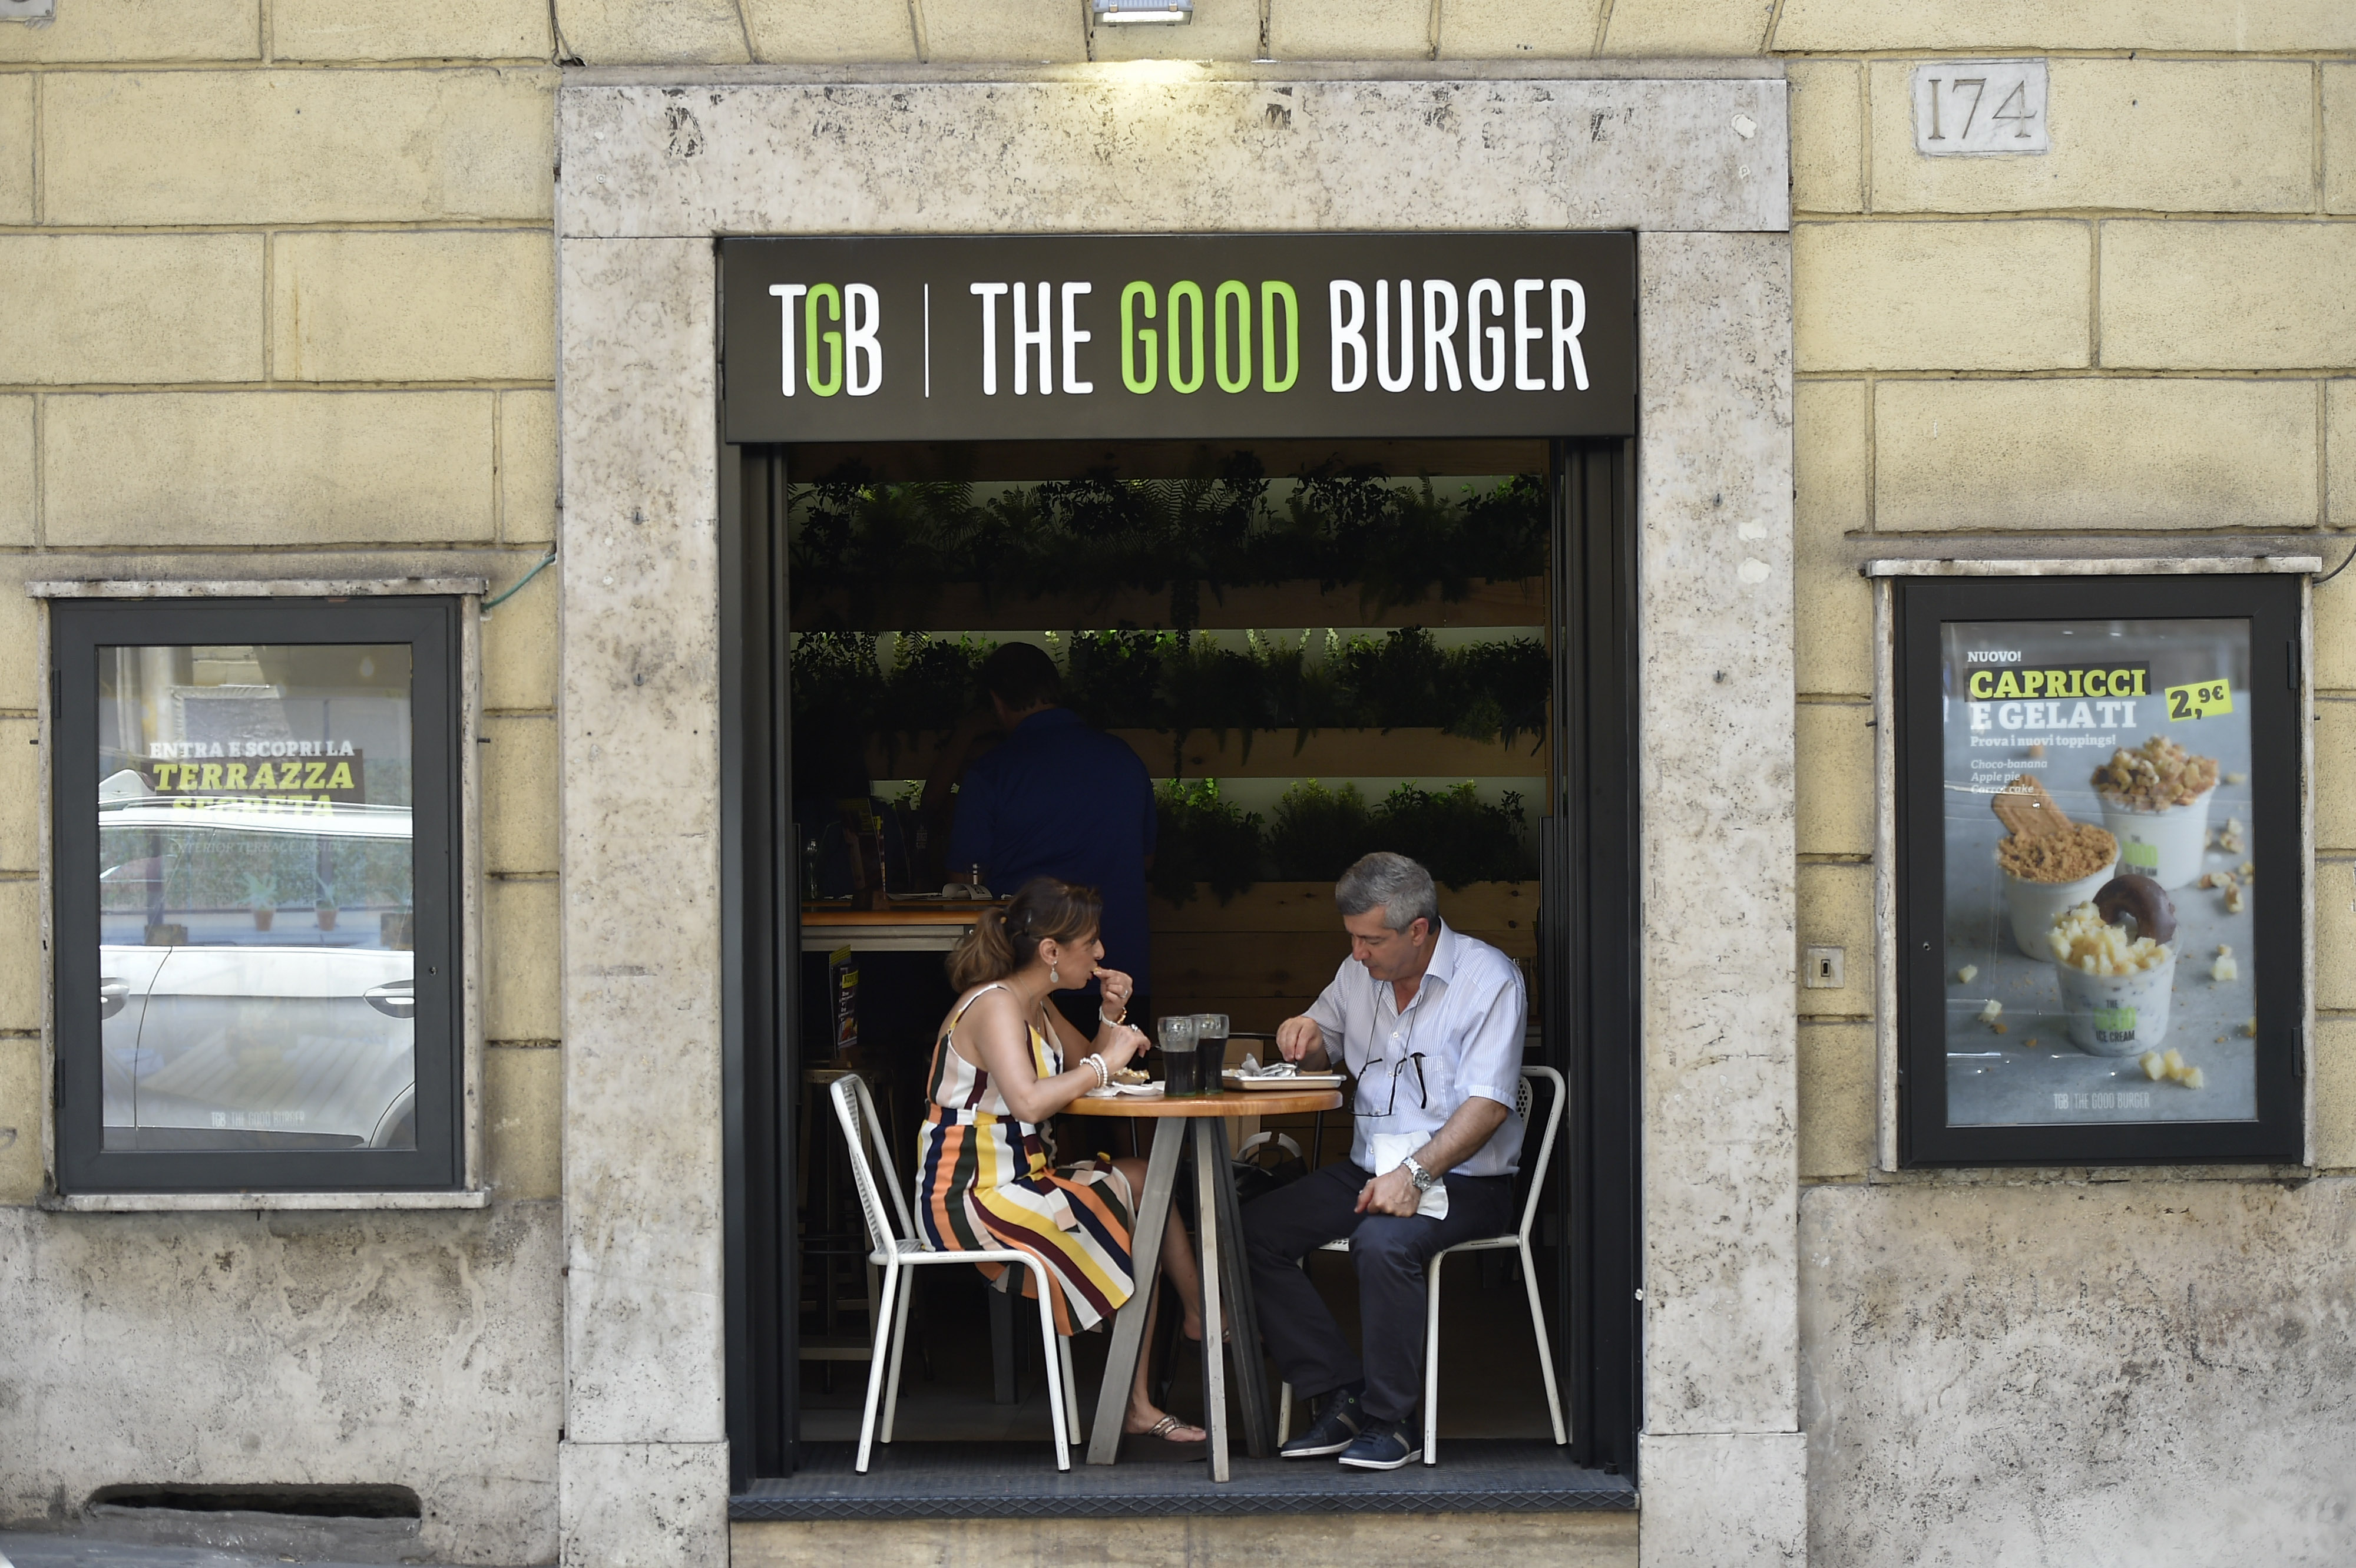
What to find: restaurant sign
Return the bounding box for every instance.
[719,233,1637,444]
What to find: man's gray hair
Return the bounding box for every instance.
[1334,852,1440,932]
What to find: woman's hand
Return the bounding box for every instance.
[1096,966,1135,1020]
[1096,1023,1148,1071]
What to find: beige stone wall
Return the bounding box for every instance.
[1769,12,2356,1566]
[1779,30,2354,1167]
[0,9,563,1208]
[6,0,2354,1559]
[0,9,564,1558]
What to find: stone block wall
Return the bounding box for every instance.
[0,10,565,1563]
[4,2,2354,1564]
[1774,10,2356,1567]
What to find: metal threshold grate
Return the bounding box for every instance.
[732,1440,1634,1520]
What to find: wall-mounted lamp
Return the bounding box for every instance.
[1093,0,1193,23]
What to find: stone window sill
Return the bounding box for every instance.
[42,1190,492,1213]
[1863,554,2322,578]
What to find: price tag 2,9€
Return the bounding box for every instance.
[2166,679,2233,722]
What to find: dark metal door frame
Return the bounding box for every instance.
[722,448,800,1486]
[720,441,1642,1488]
[1547,439,1643,1480]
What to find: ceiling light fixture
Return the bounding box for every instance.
[1093,0,1193,23]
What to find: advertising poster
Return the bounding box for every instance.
[1940,617,2258,1127]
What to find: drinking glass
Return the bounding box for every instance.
[1157,1014,1202,1096]
[1193,1013,1230,1093]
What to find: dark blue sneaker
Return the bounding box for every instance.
[1279,1384,1366,1458]
[1337,1417,1421,1471]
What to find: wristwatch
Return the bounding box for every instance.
[1402,1155,1440,1193]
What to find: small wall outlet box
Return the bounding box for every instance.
[1804,947,1846,989]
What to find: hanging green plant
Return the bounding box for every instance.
[1256,778,1535,890]
[787,465,1546,627]
[1151,779,1266,907]
[791,626,1547,759]
[1266,780,1382,883]
[1371,782,1534,887]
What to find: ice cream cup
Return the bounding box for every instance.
[2001,859,2118,960]
[2098,785,2216,892]
[2056,946,2176,1057]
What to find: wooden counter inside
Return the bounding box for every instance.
[799,901,1001,952]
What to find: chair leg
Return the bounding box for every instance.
[1058,1335,1081,1445]
[1027,1262,1072,1471]
[853,1264,903,1475]
[880,1267,916,1445]
[1277,1381,1292,1445]
[1521,1240,1569,1447]
[1423,1251,1446,1466]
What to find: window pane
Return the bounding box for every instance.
[1939,617,2258,1127]
[95,644,417,1153]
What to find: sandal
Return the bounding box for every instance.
[1124,1412,1209,1452]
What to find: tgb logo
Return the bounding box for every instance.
[769,282,882,396]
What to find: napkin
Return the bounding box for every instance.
[1366,1132,1450,1219]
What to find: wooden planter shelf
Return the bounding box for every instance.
[795,577,1546,633]
[1147,879,1537,1036]
[867,726,1548,781]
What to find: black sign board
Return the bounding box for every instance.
[719,233,1636,444]
[1895,573,2305,1167]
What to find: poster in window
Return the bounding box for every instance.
[1941,617,2256,1125]
[1900,574,2302,1166]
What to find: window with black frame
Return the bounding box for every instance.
[51,597,464,1194]
[1896,574,2305,1166]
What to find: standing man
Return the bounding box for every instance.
[1244,851,1527,1471]
[938,642,1158,1034]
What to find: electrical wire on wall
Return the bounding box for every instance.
[2314,541,2356,588]
[482,550,556,619]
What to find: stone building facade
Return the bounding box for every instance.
[1,4,2351,1566]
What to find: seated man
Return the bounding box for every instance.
[1243,851,1527,1471]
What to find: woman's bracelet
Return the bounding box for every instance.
[1082,1053,1111,1089]
[1098,1007,1126,1027]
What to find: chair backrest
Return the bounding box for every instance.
[1513,1065,1567,1242]
[829,1074,914,1255]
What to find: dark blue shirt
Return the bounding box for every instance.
[946,708,1157,988]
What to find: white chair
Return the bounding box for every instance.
[828,1074,1081,1473]
[1276,1064,1568,1465]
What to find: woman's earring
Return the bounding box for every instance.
[1050,961,1062,985]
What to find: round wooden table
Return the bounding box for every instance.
[1073,1086,1344,1480]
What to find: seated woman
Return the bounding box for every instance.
[918,875,1209,1448]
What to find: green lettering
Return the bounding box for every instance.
[1167,280,1205,395]
[1261,280,1299,392]
[805,283,843,398]
[1120,281,1158,394]
[1214,280,1252,393]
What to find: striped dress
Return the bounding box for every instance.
[914,984,1137,1334]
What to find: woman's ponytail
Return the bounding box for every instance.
[948,906,1018,991]
[945,878,1106,993]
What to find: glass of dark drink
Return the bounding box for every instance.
[1193,1013,1230,1093]
[1157,1015,1202,1096]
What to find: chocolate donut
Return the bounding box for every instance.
[2093,874,2176,946]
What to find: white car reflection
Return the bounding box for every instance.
[98,785,416,1152]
